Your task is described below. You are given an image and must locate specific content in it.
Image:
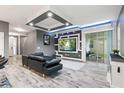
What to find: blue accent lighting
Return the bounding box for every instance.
[49,20,112,33]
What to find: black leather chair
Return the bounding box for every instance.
[0,57,8,69]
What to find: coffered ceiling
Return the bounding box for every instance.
[0,5,122,33]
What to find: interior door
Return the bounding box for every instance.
[9,36,17,57]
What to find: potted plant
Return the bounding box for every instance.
[113,49,119,55]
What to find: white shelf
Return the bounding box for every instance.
[54,44,58,46]
[78,50,82,51]
[79,41,82,43]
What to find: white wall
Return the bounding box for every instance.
[117,6,124,56]
[0,32,4,57]
[0,21,9,58]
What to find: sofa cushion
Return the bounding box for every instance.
[32,52,44,56]
[28,55,46,62]
[0,58,8,67]
[43,56,53,61]
[0,57,6,62]
[45,59,61,67]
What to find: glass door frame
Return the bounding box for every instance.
[85,30,112,63]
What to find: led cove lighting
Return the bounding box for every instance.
[50,20,112,33]
[47,12,53,17]
[80,20,111,29]
[50,25,79,33]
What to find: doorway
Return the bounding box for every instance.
[85,31,112,63]
[9,36,17,57]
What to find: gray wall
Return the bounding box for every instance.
[36,30,55,56]
[117,6,124,56]
[20,36,28,55]
[0,21,9,58]
[22,31,37,55]
[21,30,55,55]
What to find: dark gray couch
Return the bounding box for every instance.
[22,52,63,75]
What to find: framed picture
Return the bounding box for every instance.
[43,34,50,45]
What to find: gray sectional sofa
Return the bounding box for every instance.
[22,52,63,76]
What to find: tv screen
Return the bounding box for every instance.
[58,37,77,52]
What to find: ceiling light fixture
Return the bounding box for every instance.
[29,22,34,26]
[65,22,69,26]
[47,12,53,17]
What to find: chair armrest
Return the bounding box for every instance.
[28,55,46,62]
[0,58,8,64]
[44,54,57,61]
[45,59,61,67]
[0,57,5,62]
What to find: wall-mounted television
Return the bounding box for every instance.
[58,37,77,53]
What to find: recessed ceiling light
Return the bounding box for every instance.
[47,12,53,17]
[29,22,34,26]
[65,22,69,26]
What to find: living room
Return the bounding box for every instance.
[0,2,124,90]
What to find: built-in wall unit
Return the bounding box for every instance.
[54,28,82,61]
[51,20,113,63]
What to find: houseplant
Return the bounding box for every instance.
[113,49,119,55]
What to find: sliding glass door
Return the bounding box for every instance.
[86,31,112,63]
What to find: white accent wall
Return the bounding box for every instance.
[0,21,9,58]
[0,32,4,56]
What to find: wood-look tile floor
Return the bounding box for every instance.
[0,56,110,88]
